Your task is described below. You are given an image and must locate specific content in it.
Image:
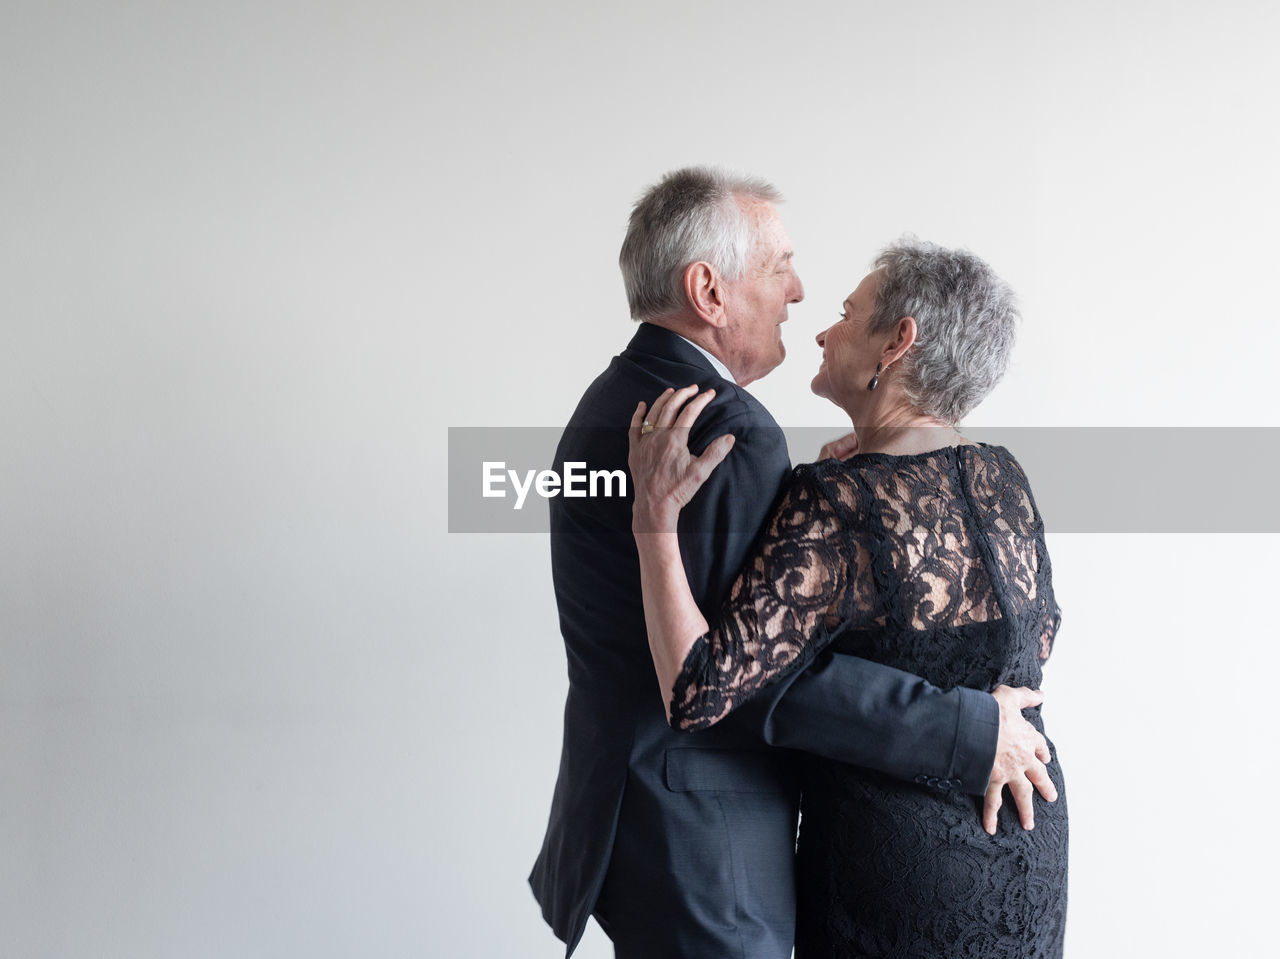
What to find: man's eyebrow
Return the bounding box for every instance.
[778,250,795,263]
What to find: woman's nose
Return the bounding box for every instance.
[815,329,827,347]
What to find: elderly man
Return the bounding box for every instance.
[530,167,1052,959]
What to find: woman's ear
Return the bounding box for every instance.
[880,315,918,369]
[683,261,728,328]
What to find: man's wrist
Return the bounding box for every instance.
[949,687,1001,795]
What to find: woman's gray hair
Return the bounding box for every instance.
[619,166,782,321]
[869,238,1019,425]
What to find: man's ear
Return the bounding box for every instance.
[683,261,728,328]
[880,316,918,369]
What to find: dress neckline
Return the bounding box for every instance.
[842,441,990,465]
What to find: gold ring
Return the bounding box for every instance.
[640,421,655,435]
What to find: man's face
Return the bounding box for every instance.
[718,199,805,386]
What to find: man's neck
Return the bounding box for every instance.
[641,318,737,385]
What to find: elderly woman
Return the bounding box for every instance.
[628,239,1067,958]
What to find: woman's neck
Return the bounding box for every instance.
[853,409,968,456]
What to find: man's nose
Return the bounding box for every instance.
[815,328,827,348]
[790,273,805,304]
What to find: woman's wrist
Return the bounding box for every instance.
[632,499,680,535]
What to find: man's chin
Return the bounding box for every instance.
[746,350,787,385]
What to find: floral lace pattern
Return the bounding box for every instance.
[669,444,1067,957]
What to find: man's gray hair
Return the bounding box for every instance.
[868,239,1019,425]
[619,166,782,321]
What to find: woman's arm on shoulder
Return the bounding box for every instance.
[666,473,848,728]
[630,387,850,728]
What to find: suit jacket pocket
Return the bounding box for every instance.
[664,747,794,794]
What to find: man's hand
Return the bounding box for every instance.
[983,685,1057,835]
[819,431,859,461]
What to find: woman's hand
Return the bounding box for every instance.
[628,385,736,534]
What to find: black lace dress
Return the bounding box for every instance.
[670,445,1068,958]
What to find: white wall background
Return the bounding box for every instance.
[3,1,1277,956]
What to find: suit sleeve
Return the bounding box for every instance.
[675,410,790,620]
[675,410,998,795]
[730,650,998,795]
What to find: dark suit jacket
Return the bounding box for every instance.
[530,324,999,956]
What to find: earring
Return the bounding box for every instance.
[866,363,882,391]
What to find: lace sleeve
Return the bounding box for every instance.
[1035,513,1062,664]
[669,470,855,730]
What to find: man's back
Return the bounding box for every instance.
[530,323,799,958]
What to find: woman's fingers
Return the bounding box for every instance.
[674,388,716,429]
[628,401,647,445]
[635,385,716,435]
[695,433,736,475]
[654,385,699,429]
[645,386,679,429]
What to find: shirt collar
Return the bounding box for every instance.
[669,330,736,384]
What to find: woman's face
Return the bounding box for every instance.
[811,270,880,412]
